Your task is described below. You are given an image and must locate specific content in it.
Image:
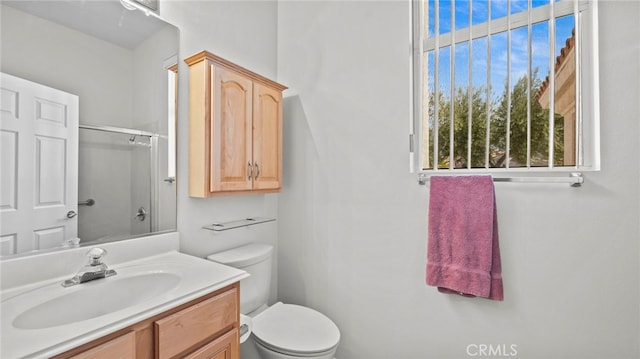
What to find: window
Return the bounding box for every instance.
[410,0,599,173]
[164,56,178,183]
[167,66,177,181]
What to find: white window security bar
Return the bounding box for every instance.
[413,0,597,174]
[417,172,584,187]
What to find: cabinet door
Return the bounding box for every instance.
[211,66,253,192]
[68,332,135,359]
[155,287,238,359]
[252,82,282,190]
[184,329,239,359]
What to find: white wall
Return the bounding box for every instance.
[161,0,280,305]
[0,6,134,129]
[277,1,639,359]
[9,0,634,357]
[157,0,638,357]
[132,26,179,234]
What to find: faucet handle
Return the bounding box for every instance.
[86,247,107,265]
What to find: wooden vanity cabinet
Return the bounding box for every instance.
[185,50,287,198]
[54,283,240,359]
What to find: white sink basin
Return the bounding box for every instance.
[1,250,248,359]
[10,271,180,330]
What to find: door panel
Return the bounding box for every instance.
[0,73,78,255]
[252,83,281,190]
[0,234,17,255]
[212,66,253,192]
[34,226,66,250]
[1,130,17,211]
[35,136,66,205]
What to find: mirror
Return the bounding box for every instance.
[0,0,178,257]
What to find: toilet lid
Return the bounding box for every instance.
[252,303,340,355]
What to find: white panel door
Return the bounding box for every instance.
[0,73,78,255]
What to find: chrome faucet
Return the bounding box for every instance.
[61,248,117,287]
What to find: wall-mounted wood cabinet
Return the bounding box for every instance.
[185,51,287,197]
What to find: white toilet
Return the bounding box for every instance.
[207,244,340,359]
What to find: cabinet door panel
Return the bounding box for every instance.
[184,328,238,359]
[252,83,282,190]
[68,332,135,359]
[212,66,253,192]
[155,287,238,359]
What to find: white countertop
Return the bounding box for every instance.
[1,250,248,358]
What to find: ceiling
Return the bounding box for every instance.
[3,0,167,49]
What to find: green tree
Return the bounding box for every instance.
[493,68,564,167]
[434,86,489,168]
[428,68,566,169]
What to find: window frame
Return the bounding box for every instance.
[409,0,600,175]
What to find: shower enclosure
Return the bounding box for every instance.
[78,124,159,244]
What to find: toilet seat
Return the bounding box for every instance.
[251,303,340,357]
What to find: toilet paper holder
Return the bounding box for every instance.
[240,323,249,337]
[239,314,252,343]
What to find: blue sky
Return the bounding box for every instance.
[426,0,575,99]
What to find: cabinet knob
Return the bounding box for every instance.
[247,162,253,181]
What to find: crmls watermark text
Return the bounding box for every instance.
[466,344,518,357]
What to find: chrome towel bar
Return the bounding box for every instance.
[417,172,583,187]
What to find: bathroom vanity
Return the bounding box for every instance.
[0,233,247,358]
[54,283,239,359]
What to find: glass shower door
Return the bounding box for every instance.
[78,125,156,244]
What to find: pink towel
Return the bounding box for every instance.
[426,175,503,301]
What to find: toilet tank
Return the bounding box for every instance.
[207,244,273,315]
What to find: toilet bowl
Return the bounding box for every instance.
[252,302,339,359]
[207,244,340,359]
